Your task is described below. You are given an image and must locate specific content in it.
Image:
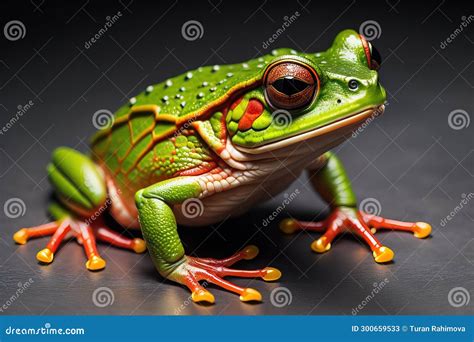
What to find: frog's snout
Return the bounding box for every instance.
[369,72,386,105]
[378,83,387,103]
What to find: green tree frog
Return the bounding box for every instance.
[14,30,431,304]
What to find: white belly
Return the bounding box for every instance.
[173,160,309,226]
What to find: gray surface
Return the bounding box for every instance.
[0,0,473,315]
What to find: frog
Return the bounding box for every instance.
[13,29,431,304]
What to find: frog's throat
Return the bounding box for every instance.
[234,105,385,154]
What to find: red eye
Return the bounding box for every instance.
[359,34,382,70]
[264,61,319,110]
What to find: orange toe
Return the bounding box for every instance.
[373,246,394,263]
[413,222,431,239]
[240,288,262,302]
[36,248,54,264]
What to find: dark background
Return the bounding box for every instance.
[0,0,473,315]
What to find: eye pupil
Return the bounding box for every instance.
[369,44,382,70]
[264,61,319,110]
[348,79,359,90]
[272,77,309,96]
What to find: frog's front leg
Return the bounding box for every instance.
[280,152,431,263]
[135,176,281,304]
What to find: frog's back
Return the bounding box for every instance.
[90,49,297,200]
[113,56,278,120]
[91,109,214,204]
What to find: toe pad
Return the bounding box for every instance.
[279,219,297,234]
[240,288,262,302]
[413,222,431,239]
[132,238,147,253]
[36,248,54,264]
[373,246,394,263]
[86,255,106,271]
[242,245,259,260]
[262,267,282,281]
[192,289,215,303]
[13,229,28,245]
[311,237,331,253]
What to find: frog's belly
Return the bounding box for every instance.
[108,161,307,229]
[173,165,306,226]
[108,145,326,228]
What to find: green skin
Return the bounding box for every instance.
[22,30,430,303]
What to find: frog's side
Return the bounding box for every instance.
[14,30,431,303]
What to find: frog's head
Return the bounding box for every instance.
[227,29,386,153]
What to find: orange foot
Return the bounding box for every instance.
[167,246,281,304]
[13,217,146,271]
[280,207,431,263]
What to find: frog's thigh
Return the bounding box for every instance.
[134,177,202,273]
[47,147,107,217]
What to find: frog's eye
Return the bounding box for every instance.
[264,61,319,110]
[369,43,382,70]
[359,35,382,70]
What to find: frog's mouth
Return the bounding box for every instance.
[234,105,385,154]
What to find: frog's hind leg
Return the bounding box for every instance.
[15,201,73,264]
[15,200,71,252]
[39,202,140,271]
[93,218,146,253]
[13,221,62,245]
[29,201,107,271]
[13,147,146,271]
[16,203,145,271]
[35,217,72,264]
[76,221,106,271]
